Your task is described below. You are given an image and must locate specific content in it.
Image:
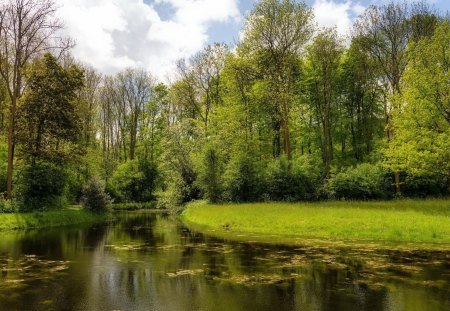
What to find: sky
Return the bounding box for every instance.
[55,0,450,81]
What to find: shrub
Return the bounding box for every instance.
[0,195,18,213]
[107,159,158,203]
[15,161,68,211]
[263,156,322,201]
[402,173,448,198]
[325,163,391,200]
[222,153,262,202]
[197,147,224,203]
[81,178,111,212]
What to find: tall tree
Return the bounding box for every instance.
[240,0,314,160]
[385,21,450,193]
[304,29,344,176]
[16,53,84,163]
[0,0,72,197]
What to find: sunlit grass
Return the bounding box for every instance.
[0,210,107,231]
[182,199,450,244]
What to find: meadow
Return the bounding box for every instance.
[182,200,450,244]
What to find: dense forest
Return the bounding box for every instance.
[0,0,448,212]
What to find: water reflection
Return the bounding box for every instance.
[0,212,449,311]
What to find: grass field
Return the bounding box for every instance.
[0,209,107,231]
[182,200,450,244]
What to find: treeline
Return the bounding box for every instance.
[0,0,449,212]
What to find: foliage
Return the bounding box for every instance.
[223,153,263,202]
[15,161,68,211]
[1,0,449,209]
[402,173,449,198]
[17,53,84,164]
[324,163,391,200]
[384,22,450,189]
[81,178,111,213]
[0,196,18,213]
[264,156,322,201]
[196,147,224,203]
[107,159,158,203]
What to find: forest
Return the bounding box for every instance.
[0,0,448,214]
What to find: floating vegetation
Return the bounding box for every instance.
[0,255,70,289]
[212,272,303,286]
[167,269,204,278]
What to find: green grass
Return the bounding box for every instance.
[182,200,450,245]
[0,209,107,231]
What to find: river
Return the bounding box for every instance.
[0,211,449,310]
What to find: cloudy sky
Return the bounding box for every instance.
[56,0,450,80]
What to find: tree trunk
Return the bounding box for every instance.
[394,171,401,195]
[6,100,15,198]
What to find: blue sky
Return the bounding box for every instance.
[203,0,450,45]
[56,0,450,80]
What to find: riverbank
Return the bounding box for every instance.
[182,200,450,245]
[0,209,108,231]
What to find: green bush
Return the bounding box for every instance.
[223,153,263,202]
[197,147,224,203]
[15,161,68,211]
[107,159,158,203]
[263,156,322,201]
[81,178,111,213]
[402,173,448,197]
[0,195,18,213]
[325,163,391,200]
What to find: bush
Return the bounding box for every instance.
[263,156,322,201]
[324,163,391,200]
[197,147,224,203]
[81,178,111,212]
[15,161,68,211]
[402,173,448,198]
[0,195,18,213]
[107,159,158,203]
[223,153,263,202]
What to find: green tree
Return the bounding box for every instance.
[385,21,450,194]
[0,0,72,198]
[16,53,84,164]
[304,29,344,177]
[240,0,314,160]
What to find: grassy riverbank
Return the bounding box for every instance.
[0,209,107,231]
[182,200,450,245]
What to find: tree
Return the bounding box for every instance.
[354,1,440,193]
[16,53,84,163]
[175,43,227,134]
[304,29,344,177]
[338,38,384,163]
[0,0,72,198]
[385,21,450,193]
[240,0,314,160]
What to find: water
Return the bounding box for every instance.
[0,212,449,311]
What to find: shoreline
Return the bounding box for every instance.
[0,209,108,231]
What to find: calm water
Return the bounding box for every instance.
[0,212,449,311]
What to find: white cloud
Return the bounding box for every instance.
[313,0,365,37]
[56,0,240,80]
